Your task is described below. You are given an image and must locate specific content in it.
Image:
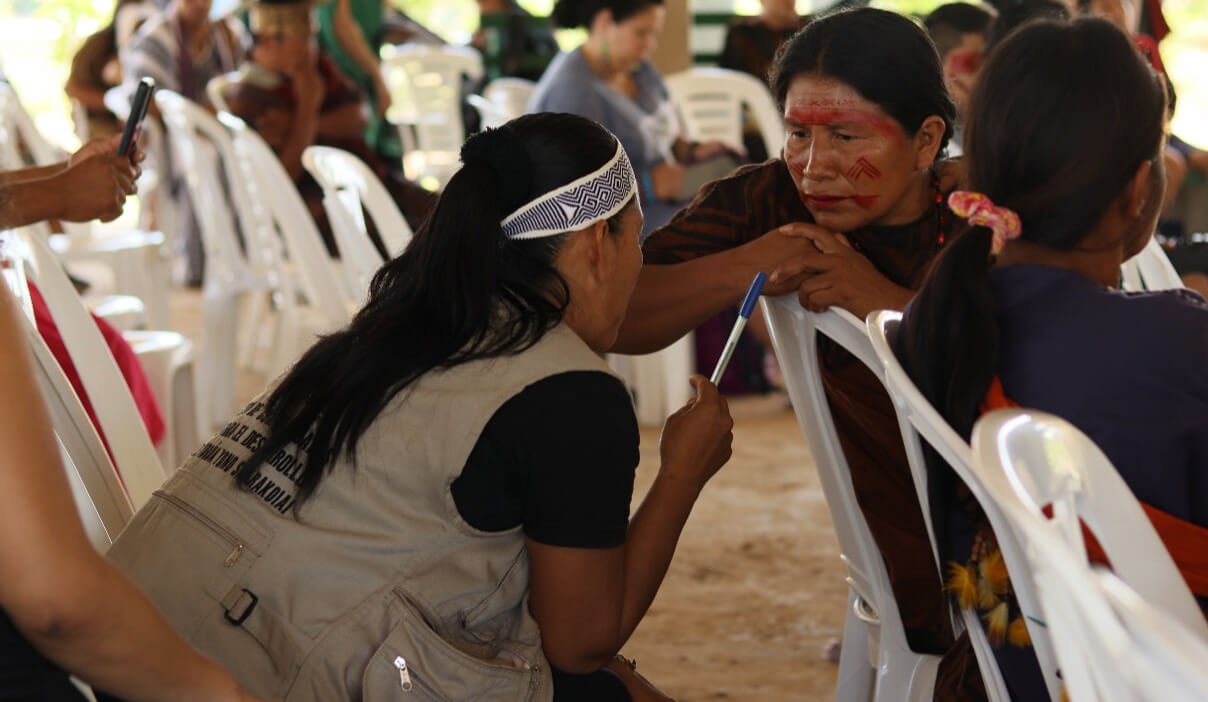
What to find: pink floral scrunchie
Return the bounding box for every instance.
[948,191,1023,255]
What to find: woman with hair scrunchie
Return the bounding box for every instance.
[899,17,1208,699]
[103,113,734,701]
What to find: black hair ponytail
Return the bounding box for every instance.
[235,113,627,507]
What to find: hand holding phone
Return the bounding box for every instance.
[118,77,155,158]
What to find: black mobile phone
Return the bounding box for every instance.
[118,77,155,158]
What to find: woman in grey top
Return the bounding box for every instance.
[530,0,735,235]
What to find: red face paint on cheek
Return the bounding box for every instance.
[852,195,879,208]
[846,157,882,181]
[946,49,983,76]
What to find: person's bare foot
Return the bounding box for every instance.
[821,636,842,663]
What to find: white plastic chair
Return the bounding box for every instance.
[760,296,939,701]
[205,72,233,113]
[381,44,484,188]
[220,112,358,374]
[1120,236,1183,291]
[665,67,785,159]
[1097,570,1208,701]
[1,230,166,511]
[156,90,273,429]
[6,258,133,548]
[468,77,535,130]
[867,311,1054,701]
[971,408,1208,701]
[303,145,414,298]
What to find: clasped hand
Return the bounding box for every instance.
[742,222,913,319]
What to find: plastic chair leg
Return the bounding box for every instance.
[837,591,876,702]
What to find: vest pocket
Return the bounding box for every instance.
[361,590,541,701]
[107,489,264,640]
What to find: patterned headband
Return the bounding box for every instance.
[501,143,638,240]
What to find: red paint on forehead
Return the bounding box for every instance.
[785,107,905,142]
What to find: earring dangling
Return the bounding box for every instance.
[600,37,611,73]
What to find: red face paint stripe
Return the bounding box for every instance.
[785,108,905,142]
[846,157,882,181]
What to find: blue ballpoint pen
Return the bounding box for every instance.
[710,272,767,386]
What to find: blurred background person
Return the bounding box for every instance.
[923,2,994,156]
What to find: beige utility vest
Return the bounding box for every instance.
[108,324,618,701]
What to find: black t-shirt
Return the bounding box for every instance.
[451,371,638,549]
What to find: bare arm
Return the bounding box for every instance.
[0,164,65,187]
[331,0,391,116]
[0,135,139,229]
[614,222,830,354]
[0,285,260,702]
[527,377,733,673]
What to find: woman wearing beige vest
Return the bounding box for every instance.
[107,112,734,701]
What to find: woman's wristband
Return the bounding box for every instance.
[641,170,655,200]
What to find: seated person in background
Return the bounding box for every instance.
[532,0,740,238]
[718,0,807,84]
[472,0,561,83]
[923,2,994,156]
[717,0,808,161]
[899,18,1206,699]
[220,0,437,255]
[103,113,732,702]
[316,0,445,160]
[121,0,249,285]
[66,23,123,140]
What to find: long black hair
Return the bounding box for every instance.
[769,8,956,153]
[551,0,664,28]
[899,17,1166,445]
[235,113,633,506]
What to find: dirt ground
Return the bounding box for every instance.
[623,397,845,701]
[172,289,846,702]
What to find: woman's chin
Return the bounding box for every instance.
[806,208,871,233]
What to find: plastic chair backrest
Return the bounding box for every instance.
[301,147,388,300]
[665,67,785,158]
[867,310,1037,701]
[972,409,1208,634]
[760,297,925,676]
[0,83,66,166]
[0,230,162,513]
[206,73,233,113]
[220,113,355,327]
[5,254,132,546]
[483,77,535,124]
[1097,569,1208,701]
[155,90,254,288]
[1120,237,1183,292]
[381,44,484,154]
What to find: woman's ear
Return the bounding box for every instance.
[913,115,948,170]
[587,219,615,284]
[1121,159,1155,220]
[590,8,615,34]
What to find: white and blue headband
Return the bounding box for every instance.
[501,142,638,240]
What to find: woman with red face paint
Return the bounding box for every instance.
[614,4,964,676]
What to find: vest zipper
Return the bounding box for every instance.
[394,656,413,692]
[529,662,541,696]
[154,491,246,567]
